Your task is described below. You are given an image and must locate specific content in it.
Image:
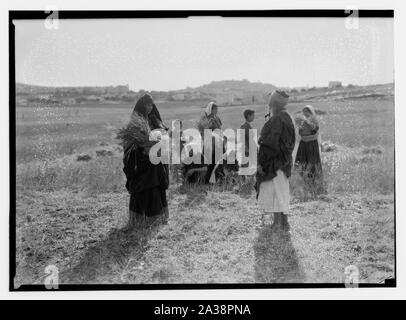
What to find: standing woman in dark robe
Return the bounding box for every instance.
[120,94,169,229]
[294,105,324,195]
[256,91,296,231]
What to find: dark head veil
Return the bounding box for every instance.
[150,103,162,123]
[132,93,154,119]
[132,93,167,130]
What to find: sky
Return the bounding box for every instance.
[14,17,394,91]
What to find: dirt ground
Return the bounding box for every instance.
[15,185,394,285]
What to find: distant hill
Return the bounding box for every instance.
[15,80,394,107]
[167,79,277,105]
[16,79,276,95]
[16,79,278,107]
[192,79,277,93]
[287,83,394,103]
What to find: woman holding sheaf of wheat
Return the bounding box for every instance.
[117,93,169,229]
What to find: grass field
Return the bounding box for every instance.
[14,98,395,286]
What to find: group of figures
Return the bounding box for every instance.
[118,90,324,231]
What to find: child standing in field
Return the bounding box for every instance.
[169,119,185,183]
[240,109,256,175]
[241,110,255,154]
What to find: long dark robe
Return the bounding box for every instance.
[124,95,169,217]
[124,144,169,216]
[256,109,296,185]
[295,126,323,193]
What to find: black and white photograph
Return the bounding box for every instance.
[8,6,398,293]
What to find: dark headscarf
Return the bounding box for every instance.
[132,93,167,130]
[132,93,154,119]
[149,103,168,130]
[124,93,169,196]
[150,103,162,123]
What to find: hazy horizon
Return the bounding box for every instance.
[14,17,394,91]
[15,78,394,92]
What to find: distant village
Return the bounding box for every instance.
[16,79,393,107]
[16,80,279,107]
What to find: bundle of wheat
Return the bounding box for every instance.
[116,113,151,150]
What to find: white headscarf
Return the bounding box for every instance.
[205,102,216,116]
[303,105,316,117]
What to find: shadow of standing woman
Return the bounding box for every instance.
[254,225,305,283]
[60,222,163,284]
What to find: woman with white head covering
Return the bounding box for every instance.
[197,102,222,134]
[257,90,296,231]
[195,102,223,183]
[294,105,324,195]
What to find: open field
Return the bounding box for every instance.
[14,98,395,286]
[16,98,394,162]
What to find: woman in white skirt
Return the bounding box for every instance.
[256,90,296,231]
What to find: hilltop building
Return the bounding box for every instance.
[328,81,342,89]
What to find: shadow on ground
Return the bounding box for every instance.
[177,183,208,208]
[254,224,306,283]
[61,222,162,284]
